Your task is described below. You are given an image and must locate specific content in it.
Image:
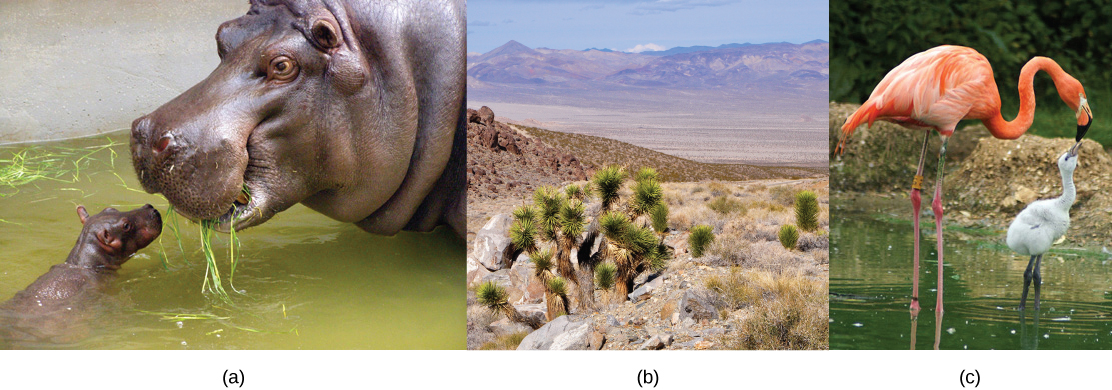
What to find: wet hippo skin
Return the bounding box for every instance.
[129,0,466,238]
[0,205,162,345]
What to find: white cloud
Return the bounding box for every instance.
[625,43,667,53]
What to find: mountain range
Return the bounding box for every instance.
[467,40,828,93]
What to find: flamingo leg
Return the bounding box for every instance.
[1032,255,1043,311]
[1020,254,1038,310]
[932,135,950,314]
[909,132,930,316]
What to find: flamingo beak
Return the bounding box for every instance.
[1069,141,1082,157]
[1076,95,1092,142]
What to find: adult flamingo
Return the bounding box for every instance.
[836,45,1092,316]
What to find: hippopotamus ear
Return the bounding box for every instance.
[310,19,341,49]
[77,205,89,225]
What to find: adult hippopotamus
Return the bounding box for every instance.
[129,0,466,238]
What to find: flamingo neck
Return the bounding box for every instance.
[984,57,1072,140]
[1056,167,1076,211]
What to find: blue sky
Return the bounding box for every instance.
[467,0,829,54]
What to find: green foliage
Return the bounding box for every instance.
[512,205,536,224]
[634,167,658,183]
[476,281,510,312]
[648,242,670,272]
[509,218,537,254]
[707,196,746,215]
[688,224,715,258]
[631,178,664,217]
[546,277,569,297]
[599,210,631,239]
[650,203,669,234]
[531,246,555,275]
[592,165,626,210]
[564,184,585,201]
[595,262,617,290]
[831,0,1112,147]
[794,191,820,232]
[779,224,799,250]
[533,186,564,242]
[559,199,587,240]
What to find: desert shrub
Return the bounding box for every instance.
[704,268,759,311]
[708,182,731,197]
[689,224,715,258]
[707,232,746,265]
[723,271,828,350]
[592,165,626,210]
[748,200,785,213]
[479,331,531,350]
[769,186,795,206]
[564,184,585,201]
[778,225,799,250]
[650,203,669,234]
[794,191,819,232]
[476,281,510,313]
[796,232,829,252]
[707,196,746,215]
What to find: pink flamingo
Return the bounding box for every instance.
[837,45,1092,316]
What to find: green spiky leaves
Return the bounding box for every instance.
[592,165,626,210]
[564,184,585,201]
[689,224,715,258]
[595,262,617,290]
[509,217,538,255]
[634,167,658,183]
[650,203,669,234]
[558,199,587,241]
[795,190,819,232]
[779,224,799,250]
[533,186,564,242]
[546,276,569,297]
[631,178,663,218]
[477,281,510,313]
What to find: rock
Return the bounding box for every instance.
[478,106,495,125]
[694,340,715,350]
[638,335,666,350]
[678,289,720,321]
[509,258,544,304]
[517,315,591,350]
[471,214,515,271]
[606,326,637,343]
[628,274,665,301]
[588,331,606,350]
[467,108,482,124]
[671,312,680,326]
[515,303,547,327]
[606,315,621,328]
[489,318,532,336]
[466,256,491,287]
[660,301,677,321]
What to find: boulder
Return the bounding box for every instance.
[517,315,592,350]
[478,106,495,126]
[638,335,666,350]
[489,318,533,336]
[466,256,491,287]
[514,303,547,327]
[678,289,720,321]
[471,214,514,271]
[628,273,665,301]
[509,257,544,304]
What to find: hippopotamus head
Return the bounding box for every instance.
[73,205,163,269]
[130,0,466,234]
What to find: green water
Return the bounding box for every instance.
[0,132,464,349]
[830,195,1112,350]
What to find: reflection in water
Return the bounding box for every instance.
[0,133,464,349]
[831,195,1112,350]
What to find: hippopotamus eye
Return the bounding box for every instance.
[269,56,299,82]
[122,222,133,232]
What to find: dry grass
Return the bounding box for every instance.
[479,331,531,350]
[707,269,828,350]
[707,196,746,215]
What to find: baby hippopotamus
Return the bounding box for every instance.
[0,204,161,345]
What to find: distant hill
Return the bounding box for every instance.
[468,40,828,93]
[515,124,823,182]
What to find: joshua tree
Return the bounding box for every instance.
[633,166,658,183]
[594,261,617,305]
[546,276,570,319]
[689,224,715,258]
[795,190,819,232]
[630,177,664,220]
[529,248,568,320]
[592,165,626,211]
[599,211,665,298]
[476,281,542,329]
[564,184,586,202]
[650,203,669,236]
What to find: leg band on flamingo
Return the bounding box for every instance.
[912,175,923,190]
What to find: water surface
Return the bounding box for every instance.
[830,195,1112,350]
[0,132,464,349]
